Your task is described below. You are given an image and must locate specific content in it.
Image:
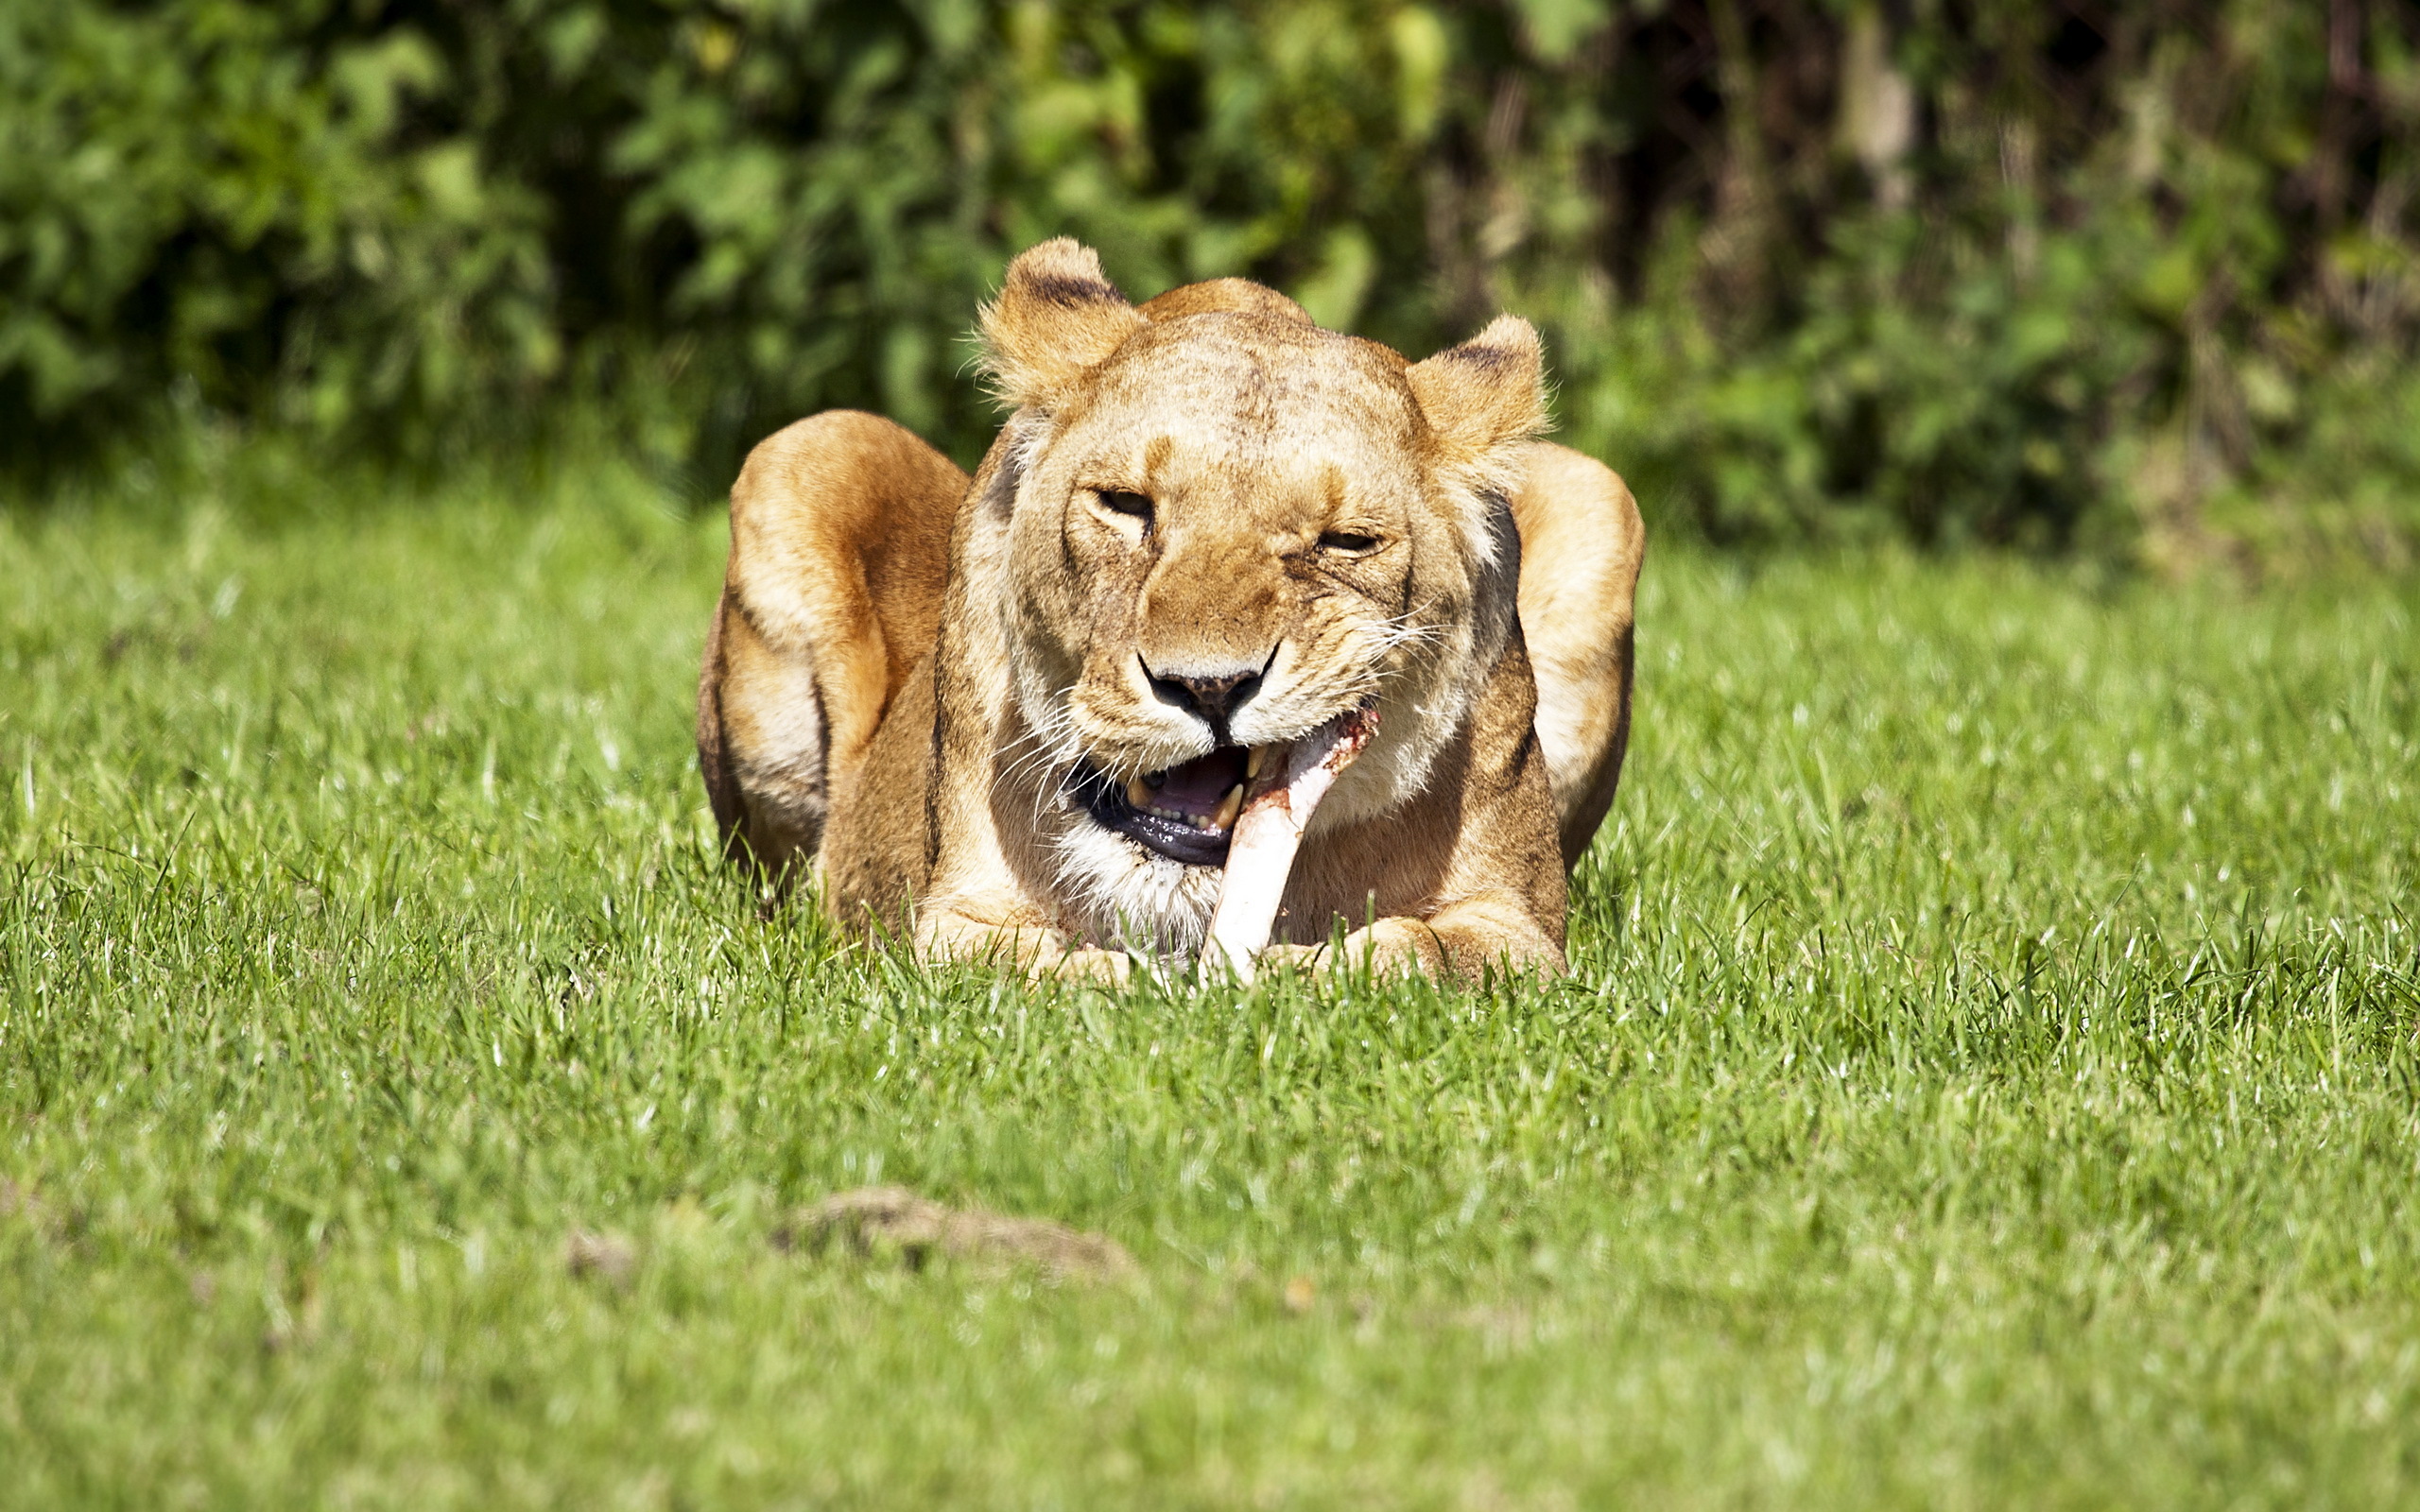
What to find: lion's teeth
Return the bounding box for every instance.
[1213,783,1242,831]
[1245,747,1266,781]
[1126,776,1152,810]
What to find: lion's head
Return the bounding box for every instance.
[972,240,1547,952]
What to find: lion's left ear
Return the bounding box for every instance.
[1406,316,1548,464]
[977,239,1147,412]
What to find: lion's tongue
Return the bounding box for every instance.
[1202,707,1380,981]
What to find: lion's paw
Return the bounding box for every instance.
[1039,947,1135,987]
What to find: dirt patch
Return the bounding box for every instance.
[775,1186,1134,1282]
[564,1228,639,1287]
[0,1176,53,1237]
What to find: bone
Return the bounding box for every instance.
[1201,705,1380,981]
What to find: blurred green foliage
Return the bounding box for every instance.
[5,0,2418,563]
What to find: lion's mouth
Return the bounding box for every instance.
[1074,745,1263,868]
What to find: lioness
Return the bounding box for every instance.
[696,239,1642,980]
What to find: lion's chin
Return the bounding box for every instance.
[1048,811,1224,956]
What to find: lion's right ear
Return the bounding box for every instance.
[977,239,1147,411]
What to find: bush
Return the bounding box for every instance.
[4,0,2417,565]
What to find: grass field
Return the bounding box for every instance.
[4,460,2419,1508]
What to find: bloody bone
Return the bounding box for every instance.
[1201,705,1380,980]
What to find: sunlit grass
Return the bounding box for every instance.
[4,463,2417,1508]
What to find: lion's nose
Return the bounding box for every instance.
[1141,655,1269,735]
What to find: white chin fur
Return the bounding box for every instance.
[1049,818,1221,956]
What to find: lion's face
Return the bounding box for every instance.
[975,248,1542,949]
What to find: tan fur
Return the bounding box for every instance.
[700,239,1643,977]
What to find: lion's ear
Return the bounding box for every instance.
[1406,316,1548,461]
[977,239,1147,411]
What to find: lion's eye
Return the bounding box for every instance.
[1319,530,1381,556]
[1096,490,1153,526]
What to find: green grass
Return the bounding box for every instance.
[4,460,2419,1509]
